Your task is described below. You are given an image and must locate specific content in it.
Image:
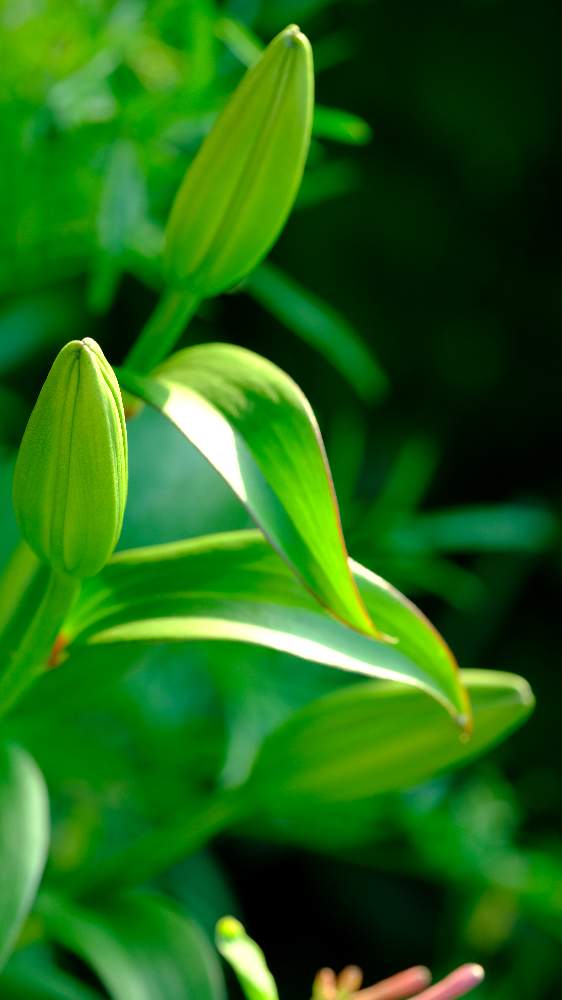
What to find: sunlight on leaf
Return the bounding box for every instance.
[118,345,376,637]
[67,530,469,722]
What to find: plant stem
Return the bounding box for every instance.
[0,541,44,642]
[68,788,247,898]
[124,287,201,374]
[0,567,80,717]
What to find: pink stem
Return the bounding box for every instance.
[355,966,432,999]
[414,965,484,1000]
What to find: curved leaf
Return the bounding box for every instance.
[38,891,225,1000]
[66,530,469,722]
[245,670,534,808]
[0,743,49,970]
[117,343,375,636]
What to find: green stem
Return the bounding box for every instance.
[0,567,80,717]
[0,541,44,641]
[68,788,247,898]
[124,287,201,374]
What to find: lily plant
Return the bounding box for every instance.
[0,23,532,998]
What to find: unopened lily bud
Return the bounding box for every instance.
[13,338,128,579]
[164,23,314,297]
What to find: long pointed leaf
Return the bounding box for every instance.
[66,530,469,722]
[246,263,387,402]
[245,670,534,808]
[38,891,225,1000]
[118,344,375,636]
[0,743,49,970]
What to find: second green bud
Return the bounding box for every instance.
[165,24,314,297]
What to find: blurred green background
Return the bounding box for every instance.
[1,0,561,996]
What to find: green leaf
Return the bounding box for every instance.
[66,530,469,722]
[244,670,534,808]
[246,264,387,402]
[117,344,376,636]
[216,917,279,1000]
[96,141,146,259]
[313,105,372,145]
[0,743,49,970]
[0,951,101,999]
[387,503,557,555]
[38,891,226,1000]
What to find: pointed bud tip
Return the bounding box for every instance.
[13,337,128,579]
[282,23,308,49]
[165,21,313,296]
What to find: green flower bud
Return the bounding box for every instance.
[13,338,128,579]
[164,24,314,297]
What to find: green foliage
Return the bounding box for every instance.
[67,530,467,719]
[38,891,226,1000]
[118,343,377,637]
[245,671,533,807]
[0,743,49,970]
[0,0,555,995]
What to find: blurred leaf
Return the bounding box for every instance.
[367,436,440,522]
[312,30,355,72]
[96,141,146,259]
[47,51,118,129]
[247,264,387,401]
[387,504,558,555]
[89,140,146,313]
[313,106,372,145]
[67,530,469,722]
[182,0,217,95]
[0,450,20,572]
[215,17,263,67]
[216,916,279,1000]
[245,670,534,808]
[296,158,362,208]
[0,949,101,999]
[0,743,49,970]
[118,344,376,636]
[39,891,226,1000]
[0,290,83,374]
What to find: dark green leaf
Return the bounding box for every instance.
[245,670,534,808]
[39,891,226,1000]
[246,264,387,402]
